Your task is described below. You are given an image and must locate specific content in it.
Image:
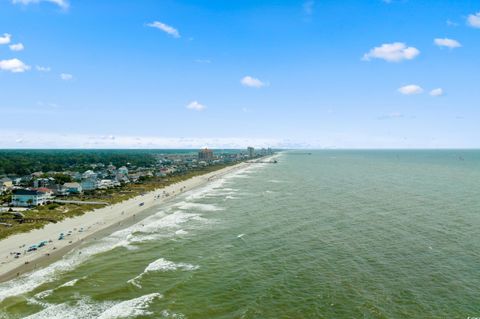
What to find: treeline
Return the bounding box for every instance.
[0,150,158,176]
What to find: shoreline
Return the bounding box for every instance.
[0,160,254,283]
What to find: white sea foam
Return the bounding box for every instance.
[268,179,284,183]
[32,277,82,300]
[175,229,188,235]
[59,277,81,288]
[128,258,199,287]
[33,289,54,299]
[23,293,160,319]
[97,293,162,319]
[0,226,146,302]
[23,298,113,319]
[177,202,223,212]
[161,310,186,318]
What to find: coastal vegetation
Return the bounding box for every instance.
[0,149,160,175]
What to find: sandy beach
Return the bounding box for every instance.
[0,161,252,283]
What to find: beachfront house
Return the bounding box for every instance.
[81,178,98,191]
[11,189,49,207]
[63,182,83,194]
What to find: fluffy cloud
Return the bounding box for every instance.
[60,73,73,80]
[11,0,68,9]
[36,65,51,72]
[0,33,12,45]
[398,84,423,95]
[467,12,480,28]
[430,88,444,97]
[186,101,206,111]
[363,42,420,62]
[241,76,267,88]
[0,58,30,73]
[434,38,461,49]
[147,21,180,38]
[9,43,24,51]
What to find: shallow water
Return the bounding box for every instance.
[1,150,479,318]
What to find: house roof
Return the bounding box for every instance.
[13,189,42,196]
[64,182,81,188]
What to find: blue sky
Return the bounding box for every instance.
[0,0,479,148]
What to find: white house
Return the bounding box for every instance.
[63,182,83,194]
[11,189,49,207]
[82,170,97,180]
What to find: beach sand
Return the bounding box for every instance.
[0,161,252,283]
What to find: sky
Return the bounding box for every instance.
[0,0,479,149]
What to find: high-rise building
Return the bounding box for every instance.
[198,148,214,161]
[247,146,255,158]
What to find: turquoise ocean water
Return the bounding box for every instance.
[0,150,479,318]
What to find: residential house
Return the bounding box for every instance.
[11,189,49,207]
[33,177,56,189]
[81,178,98,191]
[82,170,97,180]
[0,177,13,190]
[63,182,83,194]
[118,166,129,175]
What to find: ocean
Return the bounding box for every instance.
[1,150,479,318]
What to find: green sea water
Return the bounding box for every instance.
[1,150,480,318]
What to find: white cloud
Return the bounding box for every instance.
[0,131,289,149]
[0,33,12,45]
[434,38,461,49]
[186,101,206,111]
[446,20,459,27]
[36,65,51,72]
[467,12,480,28]
[60,73,73,80]
[303,0,314,15]
[363,42,420,62]
[241,76,267,88]
[11,0,68,9]
[0,58,30,73]
[147,21,180,38]
[398,84,423,95]
[9,43,24,51]
[430,88,444,97]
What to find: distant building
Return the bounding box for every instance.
[63,182,83,194]
[11,189,49,207]
[0,177,13,190]
[81,178,98,191]
[198,148,214,161]
[247,146,255,158]
[117,166,128,175]
[82,170,97,180]
[33,177,55,189]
